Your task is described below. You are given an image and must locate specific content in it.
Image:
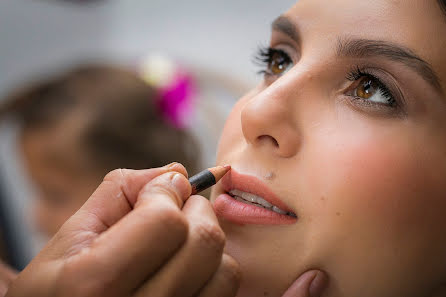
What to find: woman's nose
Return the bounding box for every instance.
[240,85,300,158]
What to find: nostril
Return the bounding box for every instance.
[257,135,279,148]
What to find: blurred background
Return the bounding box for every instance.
[0,0,295,271]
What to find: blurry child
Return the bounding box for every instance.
[0,64,199,237]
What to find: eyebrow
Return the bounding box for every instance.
[272,16,300,44]
[271,16,443,94]
[337,38,443,93]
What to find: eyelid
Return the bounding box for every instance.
[270,28,301,55]
[346,67,407,110]
[269,33,300,64]
[271,47,295,67]
[271,44,299,65]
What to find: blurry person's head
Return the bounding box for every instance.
[1,64,199,237]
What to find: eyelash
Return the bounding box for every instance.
[345,66,397,108]
[254,46,293,77]
[254,47,400,112]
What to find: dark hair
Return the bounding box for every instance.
[0,64,200,174]
[439,0,446,15]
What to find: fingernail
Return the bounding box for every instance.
[165,162,179,169]
[171,173,191,202]
[309,271,328,297]
[171,173,183,186]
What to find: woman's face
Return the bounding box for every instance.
[211,0,446,296]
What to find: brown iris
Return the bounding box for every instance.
[269,51,291,75]
[355,77,378,99]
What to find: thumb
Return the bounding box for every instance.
[46,163,188,258]
[281,270,328,297]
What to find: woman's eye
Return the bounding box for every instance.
[355,77,378,99]
[268,50,292,75]
[348,73,396,107]
[255,47,293,77]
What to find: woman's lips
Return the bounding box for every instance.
[213,169,298,225]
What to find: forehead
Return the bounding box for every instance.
[284,0,446,87]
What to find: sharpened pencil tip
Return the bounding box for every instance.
[189,165,231,195]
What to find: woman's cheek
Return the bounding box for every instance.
[304,125,446,296]
[321,132,429,232]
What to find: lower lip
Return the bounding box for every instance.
[213,193,298,225]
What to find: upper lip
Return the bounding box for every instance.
[220,169,295,214]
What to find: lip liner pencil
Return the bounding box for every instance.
[189,165,231,195]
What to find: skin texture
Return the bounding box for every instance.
[211,0,446,296]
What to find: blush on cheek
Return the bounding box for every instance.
[302,133,446,296]
[315,128,446,252]
[304,119,445,235]
[331,139,425,223]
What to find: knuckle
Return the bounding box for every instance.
[221,254,242,284]
[57,260,111,297]
[103,168,124,182]
[150,181,177,197]
[143,181,184,207]
[192,221,226,251]
[168,162,188,177]
[103,168,134,184]
[154,206,189,237]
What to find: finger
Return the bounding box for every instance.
[64,162,188,232]
[197,254,241,297]
[84,162,188,227]
[281,270,328,297]
[134,195,225,297]
[0,261,17,296]
[50,163,188,257]
[60,171,192,297]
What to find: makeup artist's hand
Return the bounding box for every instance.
[6,163,240,297]
[0,261,17,296]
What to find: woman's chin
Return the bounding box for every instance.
[234,276,284,297]
[223,238,299,297]
[235,285,277,297]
